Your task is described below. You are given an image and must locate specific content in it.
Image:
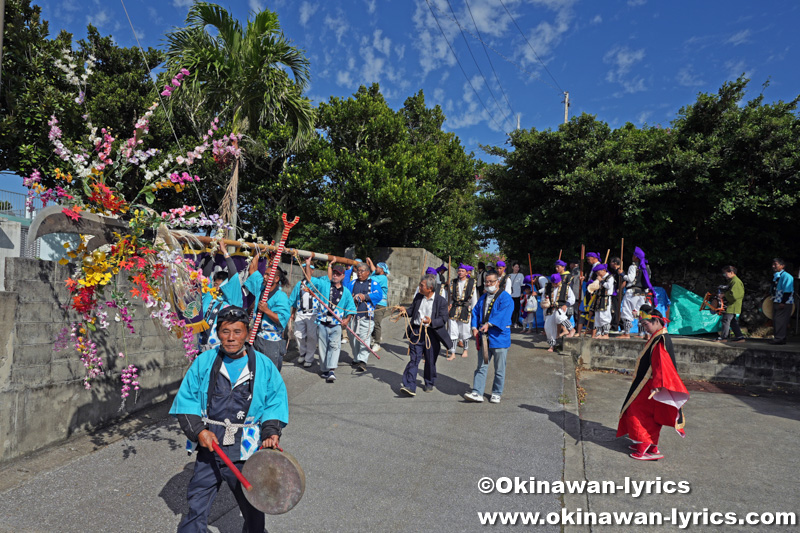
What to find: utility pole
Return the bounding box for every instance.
[562,91,569,124]
[516,113,520,131]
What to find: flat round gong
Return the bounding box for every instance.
[241,449,305,515]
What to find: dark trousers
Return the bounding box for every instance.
[511,296,521,326]
[179,449,265,533]
[371,305,387,344]
[773,304,792,343]
[403,326,440,392]
[611,294,621,331]
[720,313,744,339]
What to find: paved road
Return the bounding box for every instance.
[0,320,571,533]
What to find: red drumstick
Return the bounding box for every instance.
[212,441,253,491]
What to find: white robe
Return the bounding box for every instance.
[621,264,646,322]
[593,275,615,329]
[449,278,478,348]
[544,286,575,345]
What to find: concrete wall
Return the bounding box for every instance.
[564,336,800,391]
[0,258,189,464]
[0,219,23,290]
[373,247,452,306]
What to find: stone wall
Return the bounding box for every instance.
[564,336,800,391]
[0,258,189,464]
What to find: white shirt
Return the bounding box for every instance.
[508,273,524,297]
[415,293,436,325]
[624,264,638,284]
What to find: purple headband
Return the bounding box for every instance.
[550,273,562,284]
[458,263,468,271]
[586,252,600,260]
[633,246,658,307]
[592,263,608,272]
[554,260,567,267]
[436,263,447,274]
[496,260,506,267]
[524,275,532,283]
[425,267,438,275]
[464,265,474,271]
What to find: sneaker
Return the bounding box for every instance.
[630,452,661,461]
[400,385,416,396]
[303,361,313,368]
[489,394,501,404]
[464,391,484,402]
[326,371,336,383]
[424,384,434,393]
[731,337,746,343]
[355,361,367,372]
[372,344,382,353]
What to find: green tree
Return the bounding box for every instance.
[479,78,800,274]
[0,0,164,190]
[163,2,315,237]
[266,84,480,259]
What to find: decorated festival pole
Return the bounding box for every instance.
[296,259,379,359]
[185,235,359,267]
[248,214,300,346]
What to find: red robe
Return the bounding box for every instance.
[617,329,689,446]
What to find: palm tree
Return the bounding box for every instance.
[164,2,315,237]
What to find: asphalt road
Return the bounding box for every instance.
[0,320,571,533]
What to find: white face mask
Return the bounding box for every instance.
[486,285,498,294]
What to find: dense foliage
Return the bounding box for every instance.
[246,84,481,259]
[479,78,800,274]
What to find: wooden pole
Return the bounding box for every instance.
[558,249,562,261]
[527,253,533,278]
[620,238,624,270]
[181,235,359,266]
[604,248,610,264]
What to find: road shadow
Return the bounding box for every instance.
[366,363,470,398]
[519,404,629,456]
[159,459,241,532]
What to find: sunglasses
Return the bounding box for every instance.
[217,307,249,323]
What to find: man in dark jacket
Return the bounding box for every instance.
[400,274,453,395]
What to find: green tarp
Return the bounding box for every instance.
[667,284,721,336]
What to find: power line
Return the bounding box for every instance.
[424,0,507,132]
[428,1,561,95]
[498,0,564,94]
[444,0,514,131]
[463,0,517,127]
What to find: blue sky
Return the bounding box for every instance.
[2,0,800,196]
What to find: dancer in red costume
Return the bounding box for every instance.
[617,305,689,461]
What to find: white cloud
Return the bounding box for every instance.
[324,13,350,45]
[372,29,391,56]
[364,0,376,14]
[172,0,193,8]
[249,0,266,11]
[87,10,111,28]
[676,65,705,87]
[724,59,751,80]
[637,110,652,124]
[627,0,646,6]
[412,0,458,79]
[725,29,751,46]
[590,14,602,25]
[515,0,577,69]
[604,45,647,93]
[336,70,353,87]
[299,2,319,27]
[395,44,406,60]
